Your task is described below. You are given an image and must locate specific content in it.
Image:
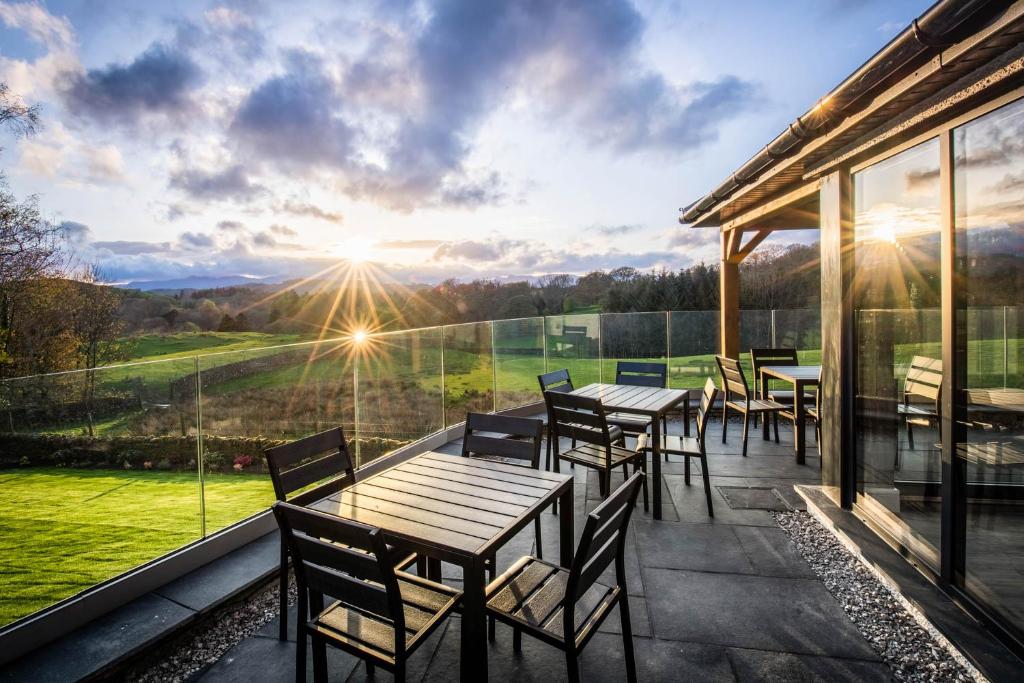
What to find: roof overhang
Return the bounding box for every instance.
[682,0,1024,231]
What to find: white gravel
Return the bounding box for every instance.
[775,510,980,683]
[129,578,295,683]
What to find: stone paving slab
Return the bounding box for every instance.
[642,568,880,660]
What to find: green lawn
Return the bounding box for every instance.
[127,332,309,362]
[0,468,275,627]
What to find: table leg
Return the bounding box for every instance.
[460,557,487,681]
[559,486,574,568]
[794,381,806,466]
[652,414,662,520]
[761,370,770,441]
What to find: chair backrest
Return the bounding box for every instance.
[904,356,942,406]
[272,502,405,657]
[695,378,719,448]
[563,472,644,644]
[715,355,750,401]
[615,361,667,388]
[264,427,355,506]
[462,412,543,469]
[750,348,799,392]
[538,368,574,394]
[545,390,613,451]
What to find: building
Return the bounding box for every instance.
[681,0,1024,658]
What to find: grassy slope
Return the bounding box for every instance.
[0,468,274,626]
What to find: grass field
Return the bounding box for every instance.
[0,468,274,626]
[126,332,309,362]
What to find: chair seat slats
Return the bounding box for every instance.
[316,576,458,655]
[543,583,616,642]
[487,557,559,613]
[559,443,639,470]
[726,398,787,413]
[512,566,570,628]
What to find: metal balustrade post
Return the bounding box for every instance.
[439,325,447,427]
[353,359,361,466]
[598,314,604,383]
[490,322,498,413]
[195,356,206,538]
[771,309,777,347]
[666,311,672,388]
[1004,305,1009,389]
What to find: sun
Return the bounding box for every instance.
[871,223,898,244]
[338,238,375,264]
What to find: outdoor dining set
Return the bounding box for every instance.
[261,350,823,682]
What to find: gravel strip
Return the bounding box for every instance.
[775,510,979,683]
[128,578,295,683]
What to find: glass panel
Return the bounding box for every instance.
[954,97,1024,633]
[600,312,667,382]
[493,318,545,411]
[668,311,719,389]
[354,328,444,464]
[198,340,350,533]
[0,360,201,627]
[544,314,601,389]
[853,137,943,568]
[773,309,823,364]
[442,322,494,425]
[739,309,773,378]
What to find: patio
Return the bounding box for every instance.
[192,418,896,683]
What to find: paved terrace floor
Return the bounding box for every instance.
[201,417,894,683]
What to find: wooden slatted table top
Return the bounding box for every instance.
[572,383,688,415]
[309,451,571,560]
[759,365,822,383]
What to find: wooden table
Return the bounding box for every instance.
[570,383,689,520]
[758,365,821,465]
[310,450,574,682]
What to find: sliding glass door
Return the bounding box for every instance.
[853,138,943,568]
[953,97,1024,637]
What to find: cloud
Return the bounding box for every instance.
[278,200,343,223]
[268,223,297,236]
[179,231,217,248]
[59,220,91,242]
[217,220,246,231]
[61,42,203,126]
[0,1,74,49]
[219,0,756,212]
[905,167,939,192]
[596,224,643,236]
[81,144,125,183]
[93,240,171,255]
[229,50,354,170]
[169,163,266,201]
[990,172,1024,194]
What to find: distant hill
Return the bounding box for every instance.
[122,274,283,291]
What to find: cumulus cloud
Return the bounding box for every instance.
[596,224,643,236]
[61,42,203,126]
[268,223,297,236]
[179,230,217,248]
[217,220,246,232]
[169,163,265,201]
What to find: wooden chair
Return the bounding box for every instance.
[715,356,787,457]
[613,361,664,436]
[807,385,822,460]
[462,412,546,640]
[899,355,942,454]
[750,348,815,428]
[272,502,460,683]
[538,369,577,470]
[637,378,718,516]
[485,472,644,683]
[545,390,648,509]
[264,427,420,641]
[463,412,545,558]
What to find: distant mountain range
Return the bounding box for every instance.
[121,274,284,292]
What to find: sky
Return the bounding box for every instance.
[0,0,935,286]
